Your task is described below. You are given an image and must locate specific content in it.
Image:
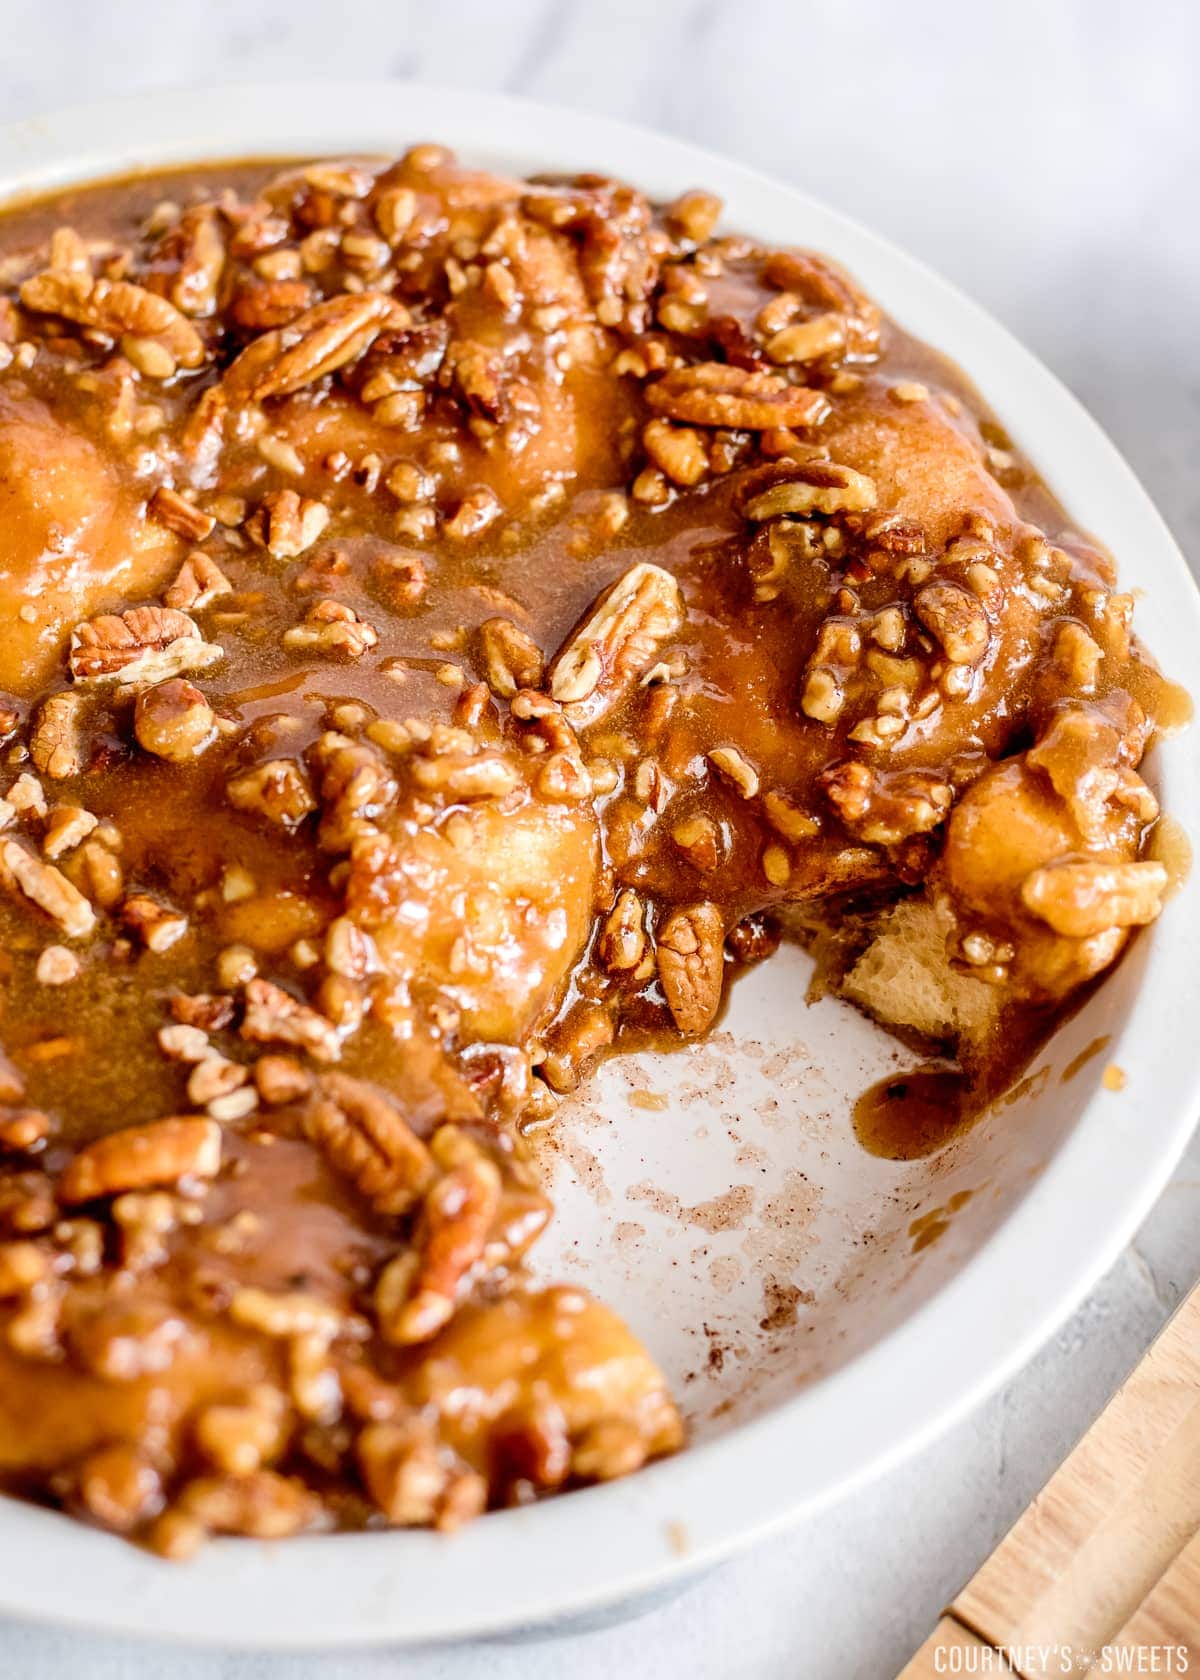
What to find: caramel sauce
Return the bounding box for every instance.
[908,1188,975,1253]
[1149,813,1193,898]
[852,1063,968,1160]
[1059,1034,1111,1084]
[0,142,1183,1554]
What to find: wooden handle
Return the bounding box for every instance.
[900,1286,1200,1676]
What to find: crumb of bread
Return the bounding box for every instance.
[839,896,999,1049]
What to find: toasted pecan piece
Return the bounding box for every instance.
[0,839,95,939]
[19,271,206,371]
[69,607,223,686]
[304,1072,434,1216]
[374,1128,501,1344]
[549,562,683,726]
[242,979,342,1064]
[59,1116,221,1204]
[646,363,829,430]
[224,290,406,401]
[656,902,726,1035]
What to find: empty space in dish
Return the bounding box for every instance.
[533,933,1144,1435]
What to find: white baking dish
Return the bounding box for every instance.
[0,81,1196,1649]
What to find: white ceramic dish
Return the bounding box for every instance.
[0,81,1196,1650]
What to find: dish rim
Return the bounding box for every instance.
[0,78,1197,1650]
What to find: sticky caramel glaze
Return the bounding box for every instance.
[853,1064,967,1160]
[0,152,1180,1551]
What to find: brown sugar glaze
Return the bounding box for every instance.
[0,150,1178,1551]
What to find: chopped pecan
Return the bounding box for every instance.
[29,691,86,779]
[42,804,97,860]
[914,581,990,666]
[708,745,760,799]
[646,363,828,430]
[358,1418,485,1531]
[0,840,95,939]
[170,1470,318,1543]
[121,894,188,953]
[242,978,341,1063]
[7,773,46,817]
[193,1389,288,1476]
[304,1072,434,1215]
[164,552,232,612]
[760,249,882,360]
[75,1444,164,1533]
[0,1240,50,1296]
[70,607,222,685]
[820,761,952,845]
[59,1116,221,1204]
[477,617,544,698]
[227,759,317,829]
[147,486,215,542]
[642,418,709,487]
[1020,859,1167,939]
[548,563,683,725]
[764,312,847,365]
[308,732,398,852]
[599,888,647,971]
[0,1108,51,1150]
[170,991,235,1032]
[229,277,315,330]
[228,1286,343,1339]
[283,599,378,659]
[247,488,330,559]
[664,189,722,244]
[370,549,427,609]
[656,902,726,1035]
[741,460,878,520]
[254,1053,312,1106]
[410,747,520,801]
[19,270,206,372]
[162,203,226,318]
[134,679,216,762]
[374,1128,501,1344]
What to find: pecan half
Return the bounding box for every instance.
[656,902,725,1035]
[1020,859,1167,939]
[59,1116,221,1204]
[548,563,683,725]
[646,363,828,430]
[304,1072,434,1216]
[29,691,86,779]
[224,291,405,401]
[70,607,222,685]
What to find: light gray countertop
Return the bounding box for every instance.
[2,2,1198,1673]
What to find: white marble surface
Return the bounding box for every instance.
[1,1,1198,1673]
